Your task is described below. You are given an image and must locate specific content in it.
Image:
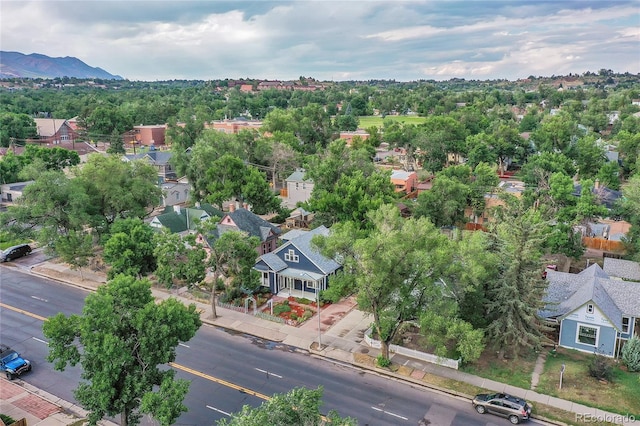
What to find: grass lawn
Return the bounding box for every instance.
[536,347,640,417]
[358,115,427,128]
[459,347,539,390]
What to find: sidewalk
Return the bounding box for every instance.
[3,259,637,425]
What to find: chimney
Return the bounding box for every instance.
[173,205,181,215]
[243,202,248,210]
[229,203,235,212]
[195,201,201,208]
[594,179,600,189]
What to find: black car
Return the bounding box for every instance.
[472,393,532,424]
[0,244,32,262]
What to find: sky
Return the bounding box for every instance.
[1,1,639,82]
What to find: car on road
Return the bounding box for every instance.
[0,244,32,262]
[0,344,32,380]
[472,392,532,424]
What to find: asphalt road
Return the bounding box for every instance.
[1,265,551,426]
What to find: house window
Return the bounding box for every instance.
[284,249,299,263]
[577,324,598,346]
[586,304,594,314]
[622,317,630,334]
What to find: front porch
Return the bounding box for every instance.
[276,287,319,301]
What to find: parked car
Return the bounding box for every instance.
[472,393,532,424]
[0,244,32,262]
[0,344,32,380]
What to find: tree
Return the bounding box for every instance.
[103,218,157,279]
[306,169,396,229]
[206,230,260,319]
[485,205,551,359]
[153,230,208,288]
[316,204,453,359]
[621,336,640,372]
[54,230,95,280]
[107,129,125,154]
[43,275,201,426]
[74,154,162,232]
[204,154,281,214]
[414,174,470,227]
[0,112,37,147]
[217,386,356,426]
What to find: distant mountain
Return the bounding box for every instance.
[0,51,123,80]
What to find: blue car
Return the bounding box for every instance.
[1,344,32,380]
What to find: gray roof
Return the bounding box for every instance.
[603,258,640,281]
[210,208,280,243]
[285,169,313,183]
[274,226,341,274]
[259,253,288,272]
[541,263,640,330]
[124,151,173,165]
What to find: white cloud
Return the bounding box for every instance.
[1,1,638,81]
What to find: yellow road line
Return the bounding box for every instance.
[0,302,48,321]
[169,362,271,400]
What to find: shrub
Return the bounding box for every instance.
[290,312,298,321]
[622,336,640,372]
[588,353,613,381]
[273,303,292,316]
[376,355,391,368]
[0,414,16,425]
[302,309,314,321]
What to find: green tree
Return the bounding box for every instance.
[153,230,208,288]
[107,129,125,154]
[103,218,157,279]
[316,204,452,359]
[22,145,80,171]
[414,174,470,227]
[217,386,356,426]
[0,112,37,147]
[485,205,550,359]
[75,154,162,232]
[206,229,260,318]
[54,230,95,280]
[43,275,201,426]
[307,169,396,229]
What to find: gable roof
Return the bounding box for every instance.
[541,263,640,330]
[390,170,415,181]
[123,151,173,165]
[153,206,215,233]
[272,226,341,274]
[286,168,313,183]
[209,207,280,243]
[33,118,67,137]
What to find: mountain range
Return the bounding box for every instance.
[0,51,123,80]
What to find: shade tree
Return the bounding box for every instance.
[43,275,201,426]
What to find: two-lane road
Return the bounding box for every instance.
[1,266,551,425]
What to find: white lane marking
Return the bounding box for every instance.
[254,368,283,378]
[31,296,48,302]
[206,405,230,416]
[32,337,48,345]
[178,343,190,348]
[371,406,408,420]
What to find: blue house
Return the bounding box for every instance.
[253,226,341,299]
[540,261,640,357]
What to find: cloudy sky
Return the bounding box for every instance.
[1,1,639,82]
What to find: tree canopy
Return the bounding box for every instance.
[43,274,202,426]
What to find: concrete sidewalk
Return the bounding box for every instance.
[3,259,637,425]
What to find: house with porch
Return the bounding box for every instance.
[540,261,640,357]
[253,226,341,300]
[122,151,176,182]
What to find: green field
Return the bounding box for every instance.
[358,115,427,128]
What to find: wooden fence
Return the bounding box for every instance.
[581,237,625,253]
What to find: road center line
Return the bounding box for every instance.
[32,337,49,345]
[178,343,190,348]
[206,405,230,416]
[30,296,49,302]
[255,368,283,378]
[0,302,48,321]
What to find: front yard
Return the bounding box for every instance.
[459,347,539,390]
[536,347,640,418]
